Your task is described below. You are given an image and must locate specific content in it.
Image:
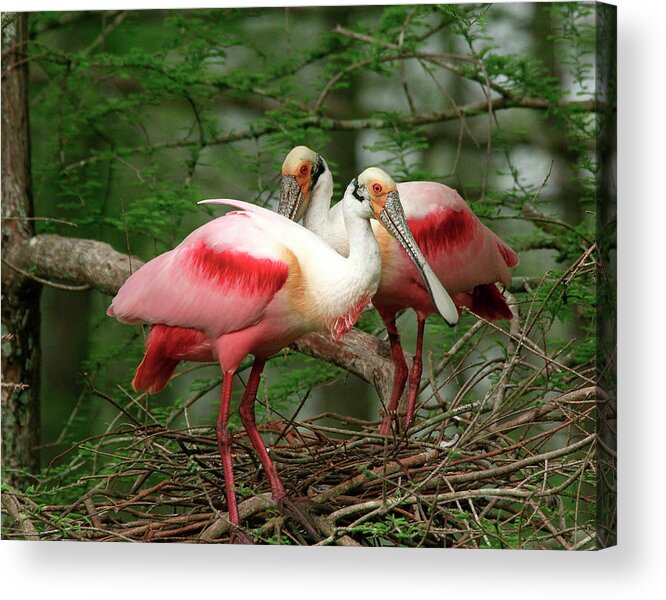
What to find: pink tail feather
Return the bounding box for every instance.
[132,324,214,394]
[133,352,179,394]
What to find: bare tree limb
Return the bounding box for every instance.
[9,234,142,296]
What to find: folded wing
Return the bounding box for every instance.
[107,210,290,338]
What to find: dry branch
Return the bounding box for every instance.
[1,493,39,540]
[1,400,599,547]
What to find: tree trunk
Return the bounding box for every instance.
[594,2,617,551]
[1,13,41,487]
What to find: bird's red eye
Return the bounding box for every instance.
[372,183,383,194]
[300,164,309,175]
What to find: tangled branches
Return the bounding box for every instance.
[1,387,600,548]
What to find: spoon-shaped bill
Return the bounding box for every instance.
[279,175,306,221]
[378,191,459,326]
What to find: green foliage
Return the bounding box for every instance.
[363,124,430,180]
[349,514,427,545]
[259,355,344,422]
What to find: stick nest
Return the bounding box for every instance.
[2,387,604,548]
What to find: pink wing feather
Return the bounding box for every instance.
[108,203,295,392]
[398,181,517,287]
[107,209,289,338]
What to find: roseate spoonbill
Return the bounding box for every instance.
[107,168,458,541]
[279,146,519,435]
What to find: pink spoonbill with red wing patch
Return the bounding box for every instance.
[107,167,457,541]
[279,146,519,435]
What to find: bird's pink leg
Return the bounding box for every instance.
[239,358,321,541]
[238,358,287,501]
[405,317,426,431]
[378,313,409,436]
[215,372,249,543]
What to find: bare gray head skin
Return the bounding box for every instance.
[351,167,459,327]
[279,146,330,222]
